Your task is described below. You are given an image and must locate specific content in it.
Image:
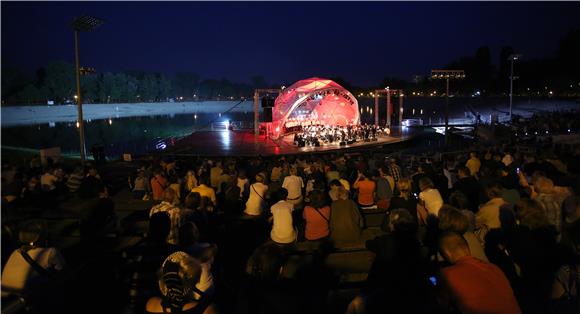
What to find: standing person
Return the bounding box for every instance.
[330,188,363,248]
[388,158,402,186]
[353,171,376,207]
[150,170,168,201]
[244,173,269,216]
[269,188,297,245]
[303,190,331,241]
[282,167,304,209]
[438,232,521,314]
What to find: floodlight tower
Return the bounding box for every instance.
[72,15,103,164]
[430,69,465,146]
[508,54,522,122]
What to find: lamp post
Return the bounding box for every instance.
[430,69,465,146]
[71,16,103,164]
[508,54,522,123]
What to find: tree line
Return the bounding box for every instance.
[2,30,578,105]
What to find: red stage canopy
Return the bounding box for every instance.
[271,77,359,138]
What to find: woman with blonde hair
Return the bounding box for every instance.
[387,178,418,223]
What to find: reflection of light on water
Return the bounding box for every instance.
[219,130,232,149]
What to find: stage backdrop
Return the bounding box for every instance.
[271,77,359,138]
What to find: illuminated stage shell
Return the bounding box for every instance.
[271,77,360,139]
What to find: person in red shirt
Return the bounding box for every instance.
[353,171,376,207]
[438,232,521,314]
[303,190,331,241]
[151,170,168,201]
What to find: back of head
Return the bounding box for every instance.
[159,252,202,312]
[162,188,177,203]
[309,189,327,209]
[246,243,286,282]
[184,192,201,210]
[178,222,200,247]
[485,182,503,199]
[19,220,47,248]
[438,206,469,234]
[449,190,470,210]
[516,198,551,230]
[198,175,210,186]
[389,209,418,235]
[419,177,434,191]
[276,188,289,202]
[535,176,554,194]
[439,231,471,264]
[149,212,171,242]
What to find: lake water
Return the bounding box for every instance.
[2,97,576,158]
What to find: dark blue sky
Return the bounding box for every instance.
[2,1,579,86]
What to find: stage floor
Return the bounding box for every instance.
[167,127,417,157]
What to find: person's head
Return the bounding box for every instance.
[238,170,247,180]
[186,170,195,178]
[449,191,470,211]
[470,152,477,159]
[516,198,551,230]
[329,179,342,191]
[485,182,503,199]
[457,166,471,178]
[88,167,98,177]
[246,243,286,282]
[198,175,210,186]
[178,222,200,247]
[438,206,469,234]
[255,173,265,183]
[184,192,201,210]
[397,178,412,198]
[418,177,434,192]
[276,188,289,202]
[309,190,327,209]
[19,220,47,248]
[371,170,381,180]
[158,252,202,312]
[439,231,471,264]
[337,187,350,200]
[162,188,177,204]
[388,209,418,235]
[290,167,298,176]
[148,212,171,242]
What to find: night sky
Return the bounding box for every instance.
[2,1,580,86]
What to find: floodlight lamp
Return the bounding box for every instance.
[72,16,104,32]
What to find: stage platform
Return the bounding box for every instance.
[166,127,419,157]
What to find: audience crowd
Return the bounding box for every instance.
[2,111,580,314]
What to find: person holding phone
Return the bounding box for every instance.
[353,170,376,207]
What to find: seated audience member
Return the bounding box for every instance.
[372,169,393,209]
[132,170,151,199]
[78,167,103,199]
[387,178,418,222]
[81,185,118,241]
[244,173,269,216]
[438,205,488,262]
[438,231,521,314]
[149,188,183,245]
[328,179,344,202]
[178,222,217,299]
[534,176,567,234]
[418,177,443,217]
[220,178,242,214]
[453,166,481,213]
[330,187,363,247]
[476,182,508,231]
[1,221,66,299]
[303,189,331,241]
[145,252,217,314]
[269,188,296,245]
[282,167,304,209]
[190,175,217,207]
[66,166,84,193]
[150,170,168,201]
[353,170,376,207]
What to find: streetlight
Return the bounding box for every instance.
[71,15,103,164]
[508,54,522,122]
[430,69,465,146]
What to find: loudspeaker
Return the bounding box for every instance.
[261,97,275,108]
[263,107,273,122]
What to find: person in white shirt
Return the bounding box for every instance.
[1,221,66,298]
[237,170,249,199]
[244,173,269,216]
[282,167,304,208]
[269,188,296,244]
[418,177,443,217]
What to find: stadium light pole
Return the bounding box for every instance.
[508,54,522,123]
[72,15,103,164]
[430,70,465,146]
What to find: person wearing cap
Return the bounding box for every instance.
[244,173,268,216]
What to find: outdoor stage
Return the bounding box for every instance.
[166,127,418,157]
